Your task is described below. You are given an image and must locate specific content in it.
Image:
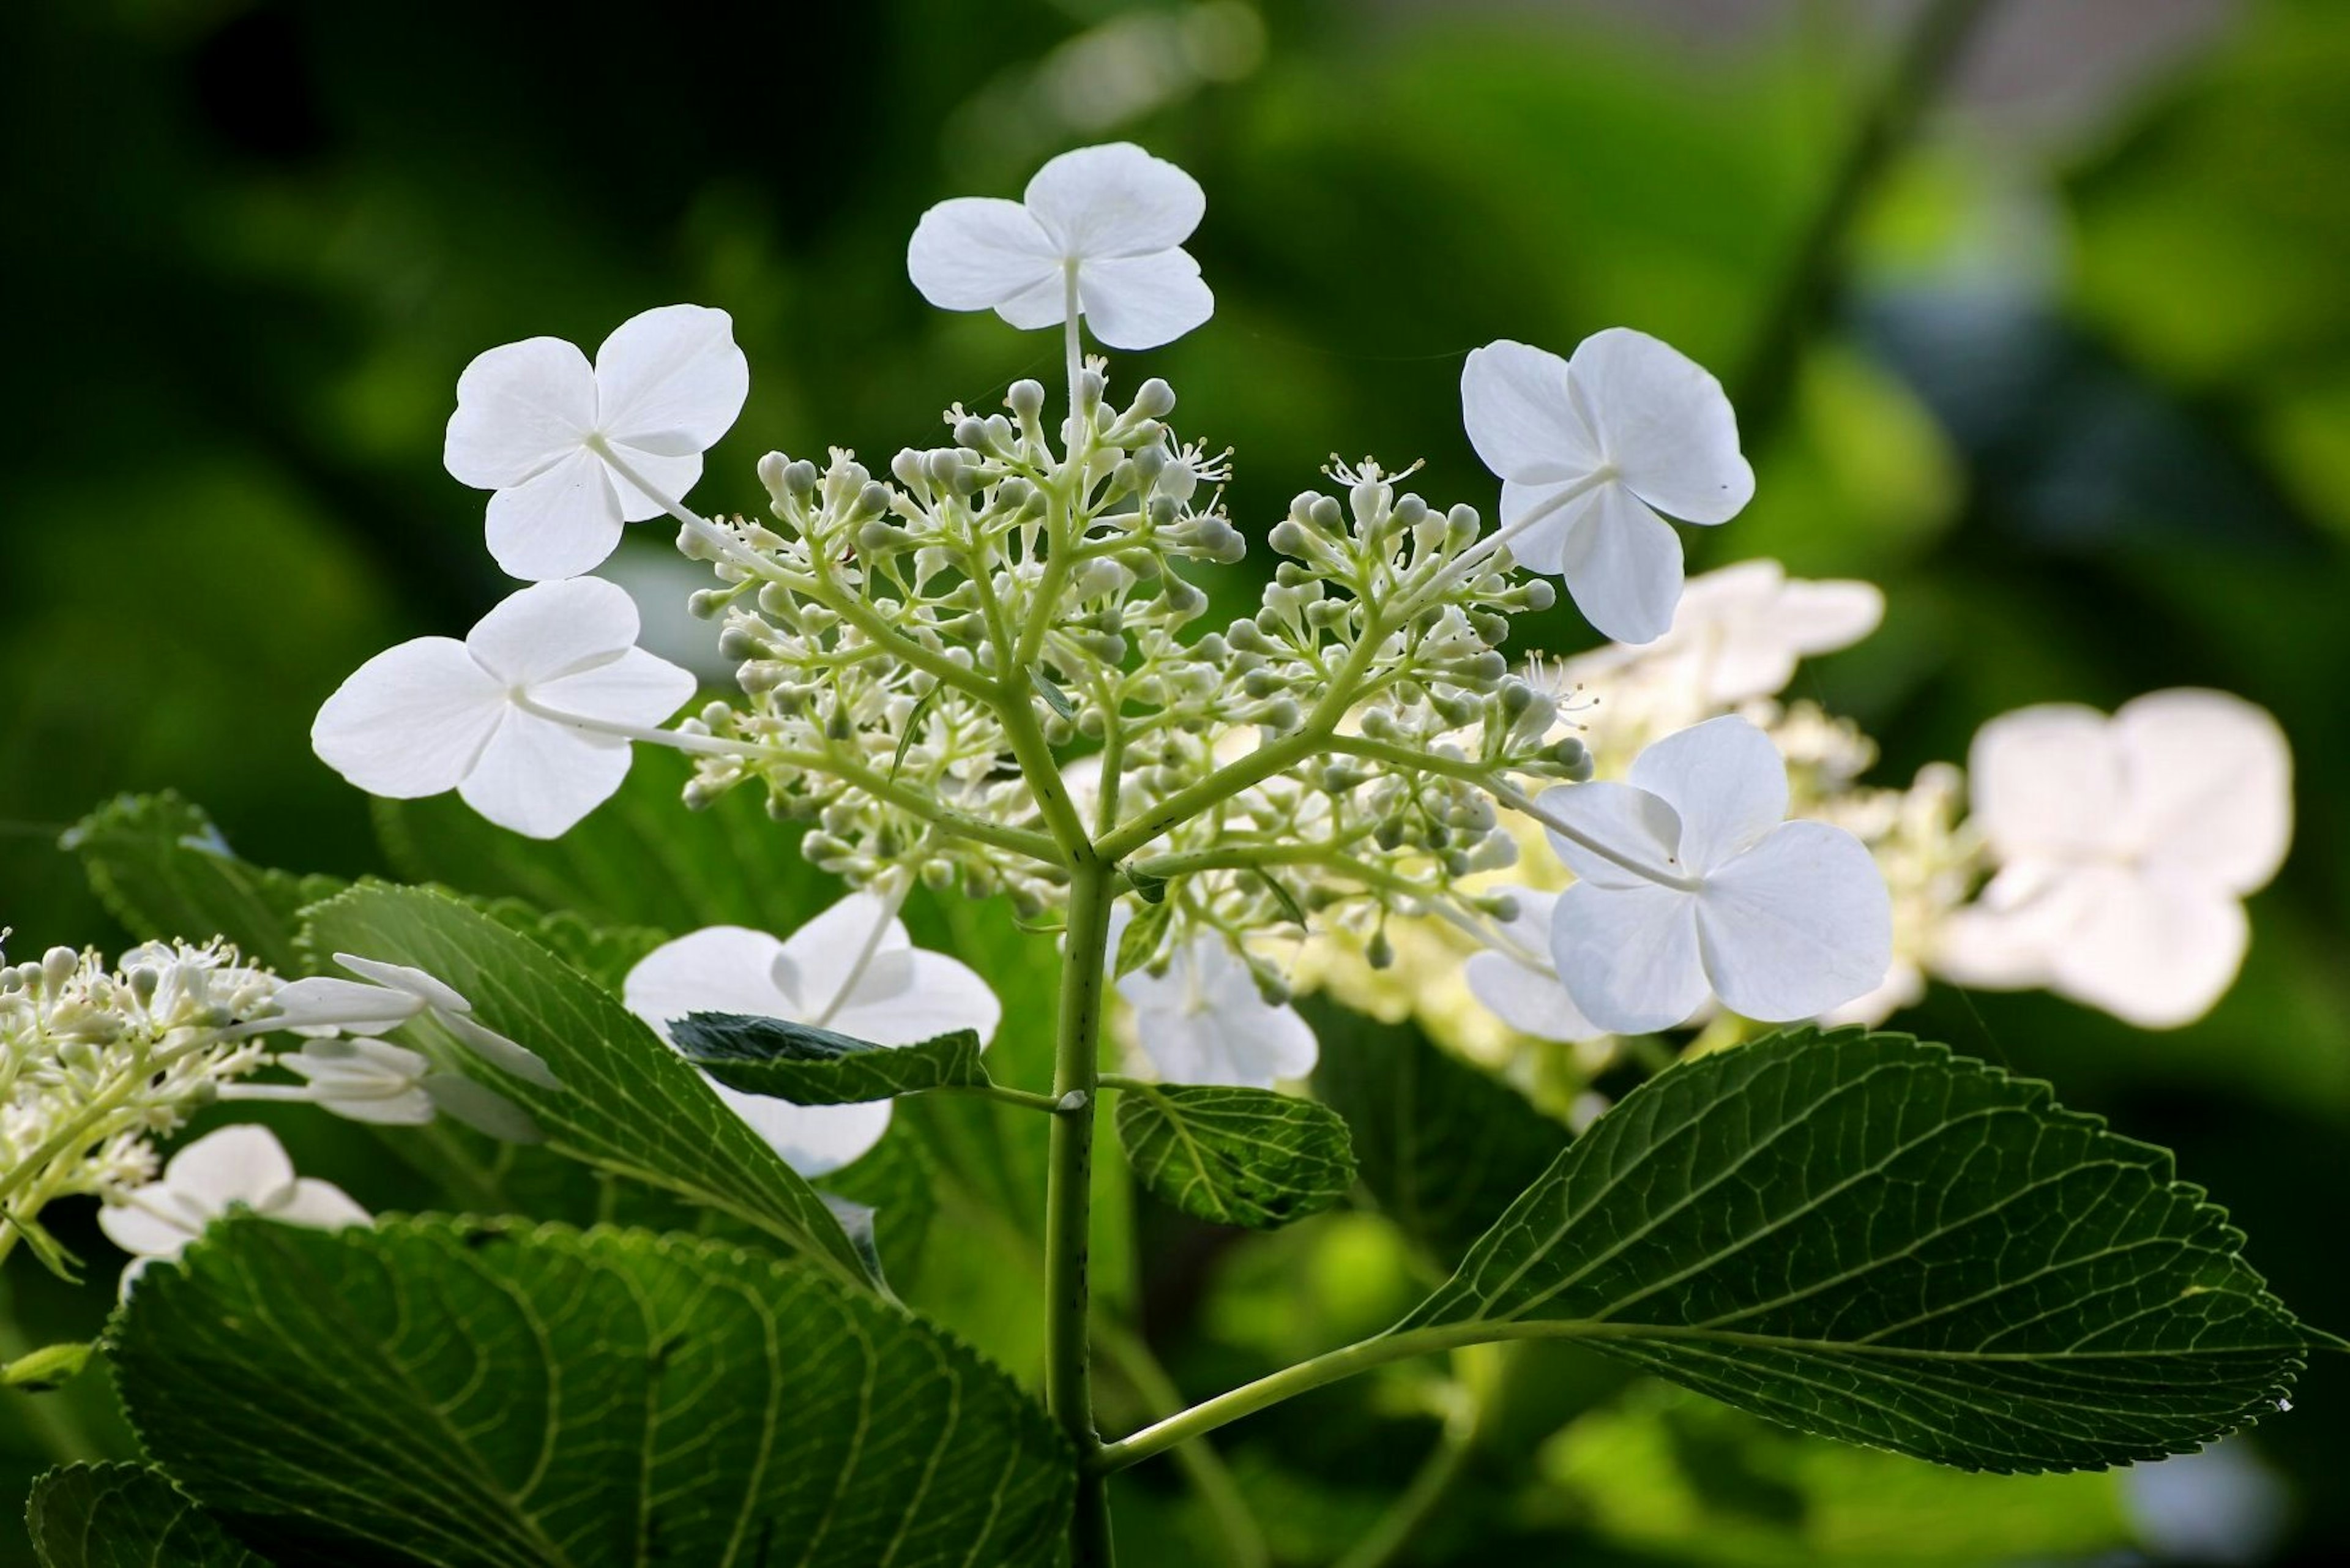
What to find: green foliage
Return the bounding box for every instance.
[1114,1083,1355,1231]
[113,1217,1074,1566]
[1399,1028,2325,1471]
[63,794,341,974]
[302,884,876,1290]
[26,1464,264,1568]
[674,1014,992,1104]
[373,749,839,935]
[1306,1002,1567,1266]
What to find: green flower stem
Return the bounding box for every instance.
[1048,853,1119,1566]
[913,1083,1069,1114]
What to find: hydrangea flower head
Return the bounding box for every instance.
[444,304,749,580]
[99,1124,368,1294]
[1114,931,1318,1089]
[908,142,1212,350]
[1461,330,1755,644]
[311,578,695,840]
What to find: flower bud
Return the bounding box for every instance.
[1007,379,1046,423]
[785,459,820,498]
[1130,378,1177,419]
[758,450,793,506]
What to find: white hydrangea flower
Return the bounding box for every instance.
[1569,558,1884,712]
[1461,330,1755,644]
[907,142,1212,350]
[1114,929,1318,1089]
[1537,715,1890,1032]
[444,303,750,581]
[624,892,1001,1176]
[99,1124,368,1294]
[311,578,696,840]
[1458,887,1610,1044]
[1935,690,2292,1029]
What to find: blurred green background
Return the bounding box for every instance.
[5,0,2348,1562]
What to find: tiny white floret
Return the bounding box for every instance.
[1112,924,1318,1088]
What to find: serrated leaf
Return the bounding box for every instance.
[821,1122,940,1291]
[1115,1082,1356,1231]
[1397,1028,2325,1472]
[471,898,668,991]
[28,1464,266,1568]
[113,1217,1073,1566]
[674,1012,992,1105]
[1113,896,1173,979]
[302,884,876,1290]
[372,746,840,934]
[62,793,343,973]
[1305,1000,1566,1266]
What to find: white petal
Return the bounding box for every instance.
[308,1086,439,1126]
[775,893,909,1015]
[423,1073,542,1141]
[1464,952,1607,1042]
[1549,881,1709,1035]
[591,304,748,457]
[712,1080,892,1177]
[441,1012,562,1090]
[1626,715,1789,875]
[267,1178,372,1230]
[162,1124,297,1210]
[444,336,595,490]
[1556,483,1687,646]
[2050,865,2248,1030]
[1078,250,1214,350]
[311,638,506,799]
[1696,820,1892,1023]
[1534,781,1681,890]
[829,951,1002,1048]
[906,197,1062,310]
[532,646,697,730]
[624,925,796,1040]
[466,577,643,685]
[1566,327,1753,525]
[333,955,472,1014]
[1816,958,1924,1028]
[456,711,632,839]
[99,1198,200,1260]
[484,446,625,581]
[1023,143,1205,258]
[2114,689,2292,895]
[1931,886,2067,991]
[996,271,1075,331]
[1967,704,2127,864]
[1772,577,1886,656]
[599,444,706,524]
[266,977,425,1035]
[1461,340,1600,484]
[1497,478,1603,575]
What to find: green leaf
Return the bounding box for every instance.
[1114,1082,1356,1231]
[302,883,876,1291]
[1305,1001,1566,1266]
[113,1217,1074,1566]
[821,1122,941,1292]
[1028,665,1076,721]
[472,900,668,993]
[1113,895,1174,979]
[28,1464,267,1568]
[673,1014,992,1105]
[372,746,840,934]
[1397,1028,2326,1472]
[1250,868,1308,931]
[62,793,343,973]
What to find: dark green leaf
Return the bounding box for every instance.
[1250,868,1308,930]
[28,1464,266,1568]
[62,793,342,973]
[1398,1028,2327,1472]
[372,747,840,934]
[1115,1082,1356,1231]
[674,1013,991,1105]
[890,685,939,783]
[303,884,876,1290]
[1305,1000,1566,1266]
[113,1217,1073,1566]
[472,900,668,992]
[821,1122,940,1291]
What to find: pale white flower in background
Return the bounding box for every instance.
[1936,689,2292,1028]
[1571,559,1884,709]
[908,142,1212,350]
[1113,927,1318,1088]
[100,1124,368,1294]
[624,892,1001,1176]
[311,578,695,840]
[1461,330,1755,644]
[1459,887,1609,1044]
[444,304,749,581]
[1538,715,1890,1032]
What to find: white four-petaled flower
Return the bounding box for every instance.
[1113,928,1318,1088]
[1935,690,2292,1028]
[1572,558,1886,709]
[445,304,750,581]
[100,1124,368,1294]
[312,578,696,840]
[1460,887,1608,1043]
[1461,330,1755,645]
[908,142,1213,351]
[1538,715,1890,1032]
[624,893,1002,1176]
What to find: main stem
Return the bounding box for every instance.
[1049,853,1117,1566]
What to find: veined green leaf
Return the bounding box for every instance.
[63,793,342,973]
[1115,1082,1356,1231]
[113,1218,1073,1567]
[1397,1028,2327,1472]
[674,1013,991,1104]
[303,884,875,1290]
[1113,895,1174,979]
[28,1464,265,1568]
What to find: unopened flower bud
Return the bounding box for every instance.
[1007,379,1046,423]
[1130,378,1176,419]
[758,450,792,505]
